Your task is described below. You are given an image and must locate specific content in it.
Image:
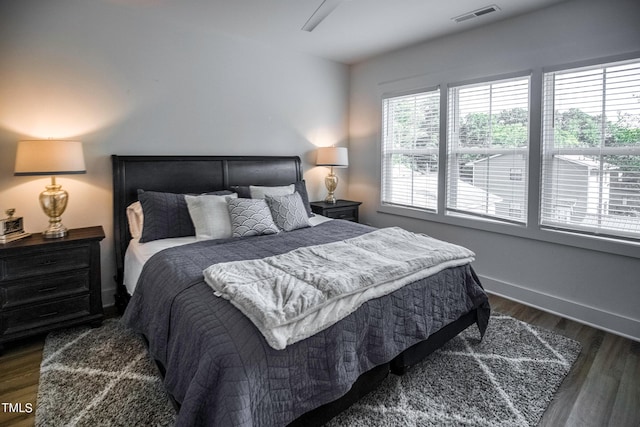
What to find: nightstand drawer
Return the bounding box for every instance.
[310,200,361,223]
[0,246,90,281]
[0,270,90,309]
[325,207,358,221]
[0,295,90,336]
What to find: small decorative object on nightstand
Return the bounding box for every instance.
[310,200,362,223]
[0,226,105,352]
[0,209,30,244]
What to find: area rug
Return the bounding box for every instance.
[36,313,581,426]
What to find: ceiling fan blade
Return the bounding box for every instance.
[301,0,344,32]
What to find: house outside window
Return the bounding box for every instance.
[447,76,530,224]
[541,59,640,240]
[510,168,523,181]
[381,88,440,211]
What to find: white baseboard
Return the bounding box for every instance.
[479,274,640,343]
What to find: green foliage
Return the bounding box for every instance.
[552,109,640,170]
[458,108,528,148]
[554,108,602,147]
[388,97,640,178]
[388,95,439,150]
[387,94,440,173]
[608,124,640,146]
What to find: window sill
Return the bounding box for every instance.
[377,204,640,259]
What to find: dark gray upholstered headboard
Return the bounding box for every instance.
[111,155,303,303]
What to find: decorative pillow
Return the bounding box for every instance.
[138,190,195,243]
[185,193,238,240]
[126,201,144,239]
[249,184,295,199]
[227,198,279,237]
[265,192,311,232]
[230,183,312,217]
[229,185,251,198]
[293,180,314,217]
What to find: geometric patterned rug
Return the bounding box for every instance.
[35,319,175,427]
[327,314,582,426]
[36,313,581,426]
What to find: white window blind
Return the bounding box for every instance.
[381,89,440,211]
[447,77,530,224]
[541,59,640,240]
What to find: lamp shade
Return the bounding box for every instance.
[316,146,348,168]
[14,140,86,176]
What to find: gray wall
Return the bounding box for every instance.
[348,0,640,340]
[0,0,350,305]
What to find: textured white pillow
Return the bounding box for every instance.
[249,184,295,199]
[126,201,144,239]
[185,193,237,240]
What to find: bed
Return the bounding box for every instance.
[112,155,490,426]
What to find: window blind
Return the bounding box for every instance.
[381,89,440,211]
[447,77,530,224]
[541,59,640,240]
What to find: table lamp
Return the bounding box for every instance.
[14,140,86,238]
[316,146,348,204]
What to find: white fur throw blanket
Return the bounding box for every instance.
[203,227,475,350]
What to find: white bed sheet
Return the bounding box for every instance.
[123,214,333,295]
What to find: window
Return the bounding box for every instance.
[447,76,530,224]
[381,89,440,211]
[510,168,523,181]
[542,59,640,240]
[379,56,639,251]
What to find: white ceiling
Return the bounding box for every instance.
[127,0,569,64]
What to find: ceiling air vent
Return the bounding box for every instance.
[452,5,501,23]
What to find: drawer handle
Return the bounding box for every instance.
[338,214,348,218]
[38,287,58,293]
[39,311,59,318]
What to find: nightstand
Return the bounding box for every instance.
[310,200,362,222]
[0,226,105,352]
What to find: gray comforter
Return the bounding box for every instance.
[122,220,489,426]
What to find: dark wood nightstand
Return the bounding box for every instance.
[310,200,362,222]
[0,226,105,352]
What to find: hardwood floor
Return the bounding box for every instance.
[0,295,638,426]
[0,337,43,427]
[488,294,640,427]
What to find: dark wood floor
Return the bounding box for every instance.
[490,294,640,427]
[0,294,638,426]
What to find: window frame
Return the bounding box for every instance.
[540,58,640,241]
[446,74,531,225]
[380,86,441,213]
[376,54,640,260]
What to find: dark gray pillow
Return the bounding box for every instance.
[138,190,195,242]
[205,190,234,196]
[293,180,313,218]
[229,185,251,198]
[265,192,311,232]
[227,198,279,237]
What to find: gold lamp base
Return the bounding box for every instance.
[324,167,339,204]
[40,177,69,238]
